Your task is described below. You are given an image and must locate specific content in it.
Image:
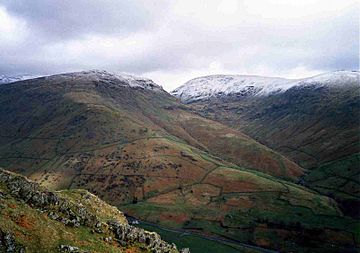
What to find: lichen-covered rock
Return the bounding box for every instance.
[103,237,112,243]
[0,231,25,253]
[0,169,99,229]
[0,169,185,253]
[108,220,181,253]
[59,244,79,252]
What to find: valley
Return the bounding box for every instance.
[0,70,358,252]
[172,71,360,219]
[0,0,357,252]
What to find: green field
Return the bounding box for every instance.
[136,222,264,253]
[1,71,359,253]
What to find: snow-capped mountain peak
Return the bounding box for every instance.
[45,70,164,91]
[1,70,164,92]
[296,70,359,86]
[171,70,359,103]
[0,74,42,85]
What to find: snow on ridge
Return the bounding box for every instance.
[171,70,360,102]
[119,72,163,90]
[297,70,359,85]
[0,74,42,85]
[51,70,164,91]
[0,70,164,91]
[171,74,294,102]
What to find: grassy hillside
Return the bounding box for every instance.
[303,153,360,217]
[136,222,265,253]
[122,162,359,252]
[188,84,359,169]
[0,168,180,253]
[0,71,357,252]
[0,72,303,182]
[186,81,360,217]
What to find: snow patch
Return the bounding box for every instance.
[0,74,42,84]
[49,70,164,91]
[171,71,360,103]
[0,70,164,92]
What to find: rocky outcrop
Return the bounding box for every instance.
[59,245,80,253]
[0,169,188,253]
[0,169,99,228]
[0,230,24,253]
[108,220,179,253]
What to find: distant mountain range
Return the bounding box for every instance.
[171,70,359,103]
[0,70,358,253]
[172,70,360,219]
[0,74,42,84]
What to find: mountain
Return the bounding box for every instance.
[0,168,183,253]
[0,70,358,252]
[171,71,359,103]
[171,70,360,217]
[0,74,42,85]
[0,69,302,181]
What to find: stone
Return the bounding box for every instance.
[108,221,179,253]
[104,237,112,243]
[4,232,16,253]
[59,244,80,252]
[94,228,103,234]
[49,211,59,220]
[0,231,24,253]
[0,169,183,253]
[0,169,101,230]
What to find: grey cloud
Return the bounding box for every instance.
[0,0,358,89]
[2,0,167,39]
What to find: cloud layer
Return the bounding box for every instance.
[0,0,358,90]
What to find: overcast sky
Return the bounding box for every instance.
[0,0,358,91]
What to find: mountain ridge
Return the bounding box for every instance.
[171,70,359,103]
[0,70,303,180]
[0,70,358,252]
[0,168,184,253]
[172,69,360,219]
[0,74,42,85]
[0,69,165,92]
